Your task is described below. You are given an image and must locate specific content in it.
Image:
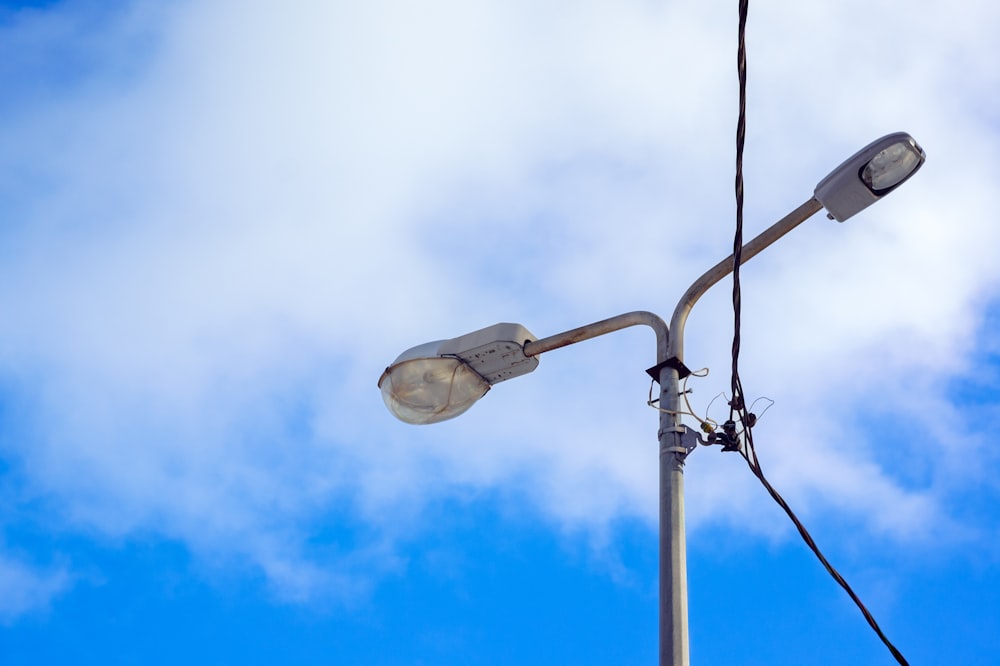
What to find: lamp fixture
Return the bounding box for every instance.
[814,132,925,222]
[378,323,538,424]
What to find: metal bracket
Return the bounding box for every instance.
[646,357,693,382]
[679,426,700,455]
[661,425,701,459]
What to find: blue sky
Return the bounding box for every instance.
[1,0,999,663]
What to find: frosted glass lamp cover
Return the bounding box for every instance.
[814,132,925,222]
[379,323,538,425]
[860,140,925,193]
[378,344,491,425]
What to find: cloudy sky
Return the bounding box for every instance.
[1,0,999,663]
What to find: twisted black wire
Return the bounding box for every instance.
[731,0,748,418]
[739,444,910,665]
[729,2,908,663]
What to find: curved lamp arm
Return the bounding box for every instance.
[524,311,668,365]
[667,131,925,366]
[667,197,822,364]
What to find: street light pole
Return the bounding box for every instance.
[377,133,925,666]
[654,196,824,664]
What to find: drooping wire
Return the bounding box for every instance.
[728,2,909,664]
[737,449,910,665]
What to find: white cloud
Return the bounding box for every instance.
[0,0,999,611]
[0,551,69,623]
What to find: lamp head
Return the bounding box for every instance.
[814,132,925,222]
[378,323,538,425]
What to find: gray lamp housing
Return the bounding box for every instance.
[814,132,925,222]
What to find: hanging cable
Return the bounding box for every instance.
[728,2,909,663]
[737,444,910,665]
[730,0,748,421]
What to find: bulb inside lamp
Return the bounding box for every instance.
[860,140,925,194]
[379,351,490,425]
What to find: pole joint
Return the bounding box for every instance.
[647,357,693,381]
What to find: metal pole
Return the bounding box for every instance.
[658,196,822,665]
[659,363,689,666]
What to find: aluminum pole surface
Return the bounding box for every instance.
[659,363,689,666]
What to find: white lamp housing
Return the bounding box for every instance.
[378,323,539,425]
[814,132,925,222]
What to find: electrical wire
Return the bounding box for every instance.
[737,448,910,665]
[728,2,909,663]
[704,391,727,421]
[746,396,774,418]
[730,0,748,422]
[683,382,719,432]
[647,369,717,431]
